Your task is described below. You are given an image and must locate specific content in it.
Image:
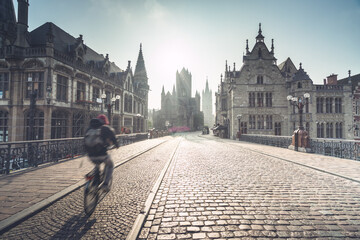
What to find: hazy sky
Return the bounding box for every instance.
[15,0,360,110]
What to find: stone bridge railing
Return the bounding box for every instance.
[0,133,149,175]
[239,134,360,161]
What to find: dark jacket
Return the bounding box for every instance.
[85,118,119,157]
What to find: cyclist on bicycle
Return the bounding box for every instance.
[84,114,119,192]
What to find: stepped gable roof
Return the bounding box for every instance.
[29,22,122,73]
[292,63,311,81]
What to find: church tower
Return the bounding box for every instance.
[202,78,213,127]
[134,43,149,128]
[0,0,17,47]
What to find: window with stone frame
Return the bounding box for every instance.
[249,115,256,129]
[316,97,324,113]
[325,97,333,113]
[56,75,68,102]
[317,123,325,138]
[51,110,68,139]
[248,92,256,107]
[265,92,272,107]
[257,76,263,84]
[257,115,264,129]
[274,122,281,136]
[0,110,9,142]
[257,92,264,107]
[76,81,86,102]
[92,86,100,103]
[326,122,333,138]
[26,72,44,98]
[335,98,342,113]
[240,122,247,134]
[335,122,343,138]
[0,72,9,99]
[266,115,273,129]
[25,110,44,140]
[356,100,360,115]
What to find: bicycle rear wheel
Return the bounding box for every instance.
[84,180,99,216]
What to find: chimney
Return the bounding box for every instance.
[326,74,338,85]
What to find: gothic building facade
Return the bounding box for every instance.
[0,0,149,142]
[215,24,354,140]
[154,68,203,131]
[202,79,213,127]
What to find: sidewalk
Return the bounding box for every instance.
[202,134,360,182]
[0,137,169,230]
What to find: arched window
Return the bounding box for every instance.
[0,110,9,142]
[51,110,68,139]
[25,110,44,140]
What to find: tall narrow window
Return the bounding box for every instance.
[249,115,256,129]
[326,123,333,138]
[257,93,264,107]
[305,122,310,135]
[249,92,255,107]
[266,115,272,129]
[335,98,342,113]
[56,75,68,102]
[0,73,9,99]
[240,122,247,134]
[26,72,44,98]
[316,97,324,113]
[25,111,44,140]
[76,82,86,102]
[51,110,68,139]
[257,76,263,84]
[92,86,100,102]
[257,115,264,129]
[317,123,325,138]
[265,92,272,107]
[335,122,343,138]
[0,110,9,142]
[275,122,281,135]
[326,98,333,113]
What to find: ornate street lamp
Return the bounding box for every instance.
[102,94,120,125]
[287,93,311,151]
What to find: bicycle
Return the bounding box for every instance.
[84,161,113,216]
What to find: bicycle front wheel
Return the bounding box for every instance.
[84,181,98,216]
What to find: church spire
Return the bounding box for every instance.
[134,43,148,83]
[256,23,265,43]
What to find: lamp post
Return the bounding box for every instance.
[102,94,120,125]
[28,88,38,167]
[287,93,310,151]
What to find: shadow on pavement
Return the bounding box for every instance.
[49,213,96,240]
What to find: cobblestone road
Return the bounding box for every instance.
[0,137,180,239]
[139,133,360,239]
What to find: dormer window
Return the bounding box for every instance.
[257,75,263,84]
[298,82,302,89]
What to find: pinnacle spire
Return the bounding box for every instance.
[134,43,148,82]
[256,23,265,43]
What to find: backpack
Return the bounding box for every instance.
[84,128,104,153]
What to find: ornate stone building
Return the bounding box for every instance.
[202,78,214,127]
[154,68,203,131]
[215,24,354,140]
[0,0,149,142]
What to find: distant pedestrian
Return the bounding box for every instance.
[84,114,119,192]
